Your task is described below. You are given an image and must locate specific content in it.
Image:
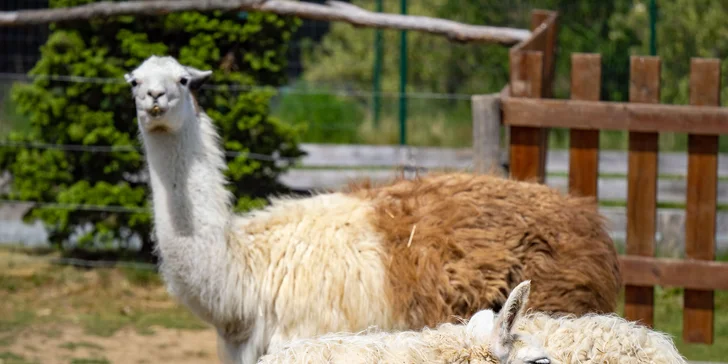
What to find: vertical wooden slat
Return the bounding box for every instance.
[531,10,559,98]
[509,10,557,184]
[509,50,545,182]
[624,56,661,328]
[471,94,503,175]
[530,11,558,177]
[683,58,720,344]
[568,54,602,197]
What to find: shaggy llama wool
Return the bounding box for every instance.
[125,55,621,364]
[259,281,686,364]
[468,282,687,364]
[513,312,687,363]
[259,281,551,364]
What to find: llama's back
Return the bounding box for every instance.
[257,323,497,363]
[516,312,687,364]
[346,172,621,327]
[231,172,620,357]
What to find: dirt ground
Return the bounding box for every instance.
[3,324,218,364]
[0,247,221,364]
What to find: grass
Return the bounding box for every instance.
[270,86,728,153]
[69,359,110,364]
[615,288,728,362]
[58,341,104,351]
[272,87,474,147]
[0,246,208,339]
[4,246,728,361]
[0,351,38,364]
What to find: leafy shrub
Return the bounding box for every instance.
[0,0,304,259]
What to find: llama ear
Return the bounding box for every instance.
[185,66,213,91]
[491,281,531,353]
[124,73,135,85]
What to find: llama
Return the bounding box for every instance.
[470,282,687,364]
[260,281,686,364]
[125,55,621,363]
[258,281,551,364]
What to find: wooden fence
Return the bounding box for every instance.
[500,9,728,345]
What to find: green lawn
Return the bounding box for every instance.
[615,287,728,362]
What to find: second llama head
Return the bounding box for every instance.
[467,280,550,364]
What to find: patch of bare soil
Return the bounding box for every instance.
[5,324,219,364]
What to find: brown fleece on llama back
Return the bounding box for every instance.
[347,172,621,329]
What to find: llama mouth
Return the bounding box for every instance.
[148,105,166,118]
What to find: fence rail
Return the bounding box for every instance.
[500,9,726,345]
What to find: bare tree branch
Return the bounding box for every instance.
[0,0,531,45]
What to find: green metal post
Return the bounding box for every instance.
[372,0,383,128]
[649,0,657,56]
[398,0,408,146]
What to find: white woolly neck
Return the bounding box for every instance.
[139,102,235,307]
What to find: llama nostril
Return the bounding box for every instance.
[148,89,166,99]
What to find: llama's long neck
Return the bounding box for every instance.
[141,106,235,319]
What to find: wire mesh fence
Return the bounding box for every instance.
[2,0,728,252]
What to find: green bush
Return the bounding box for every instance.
[272,81,366,144]
[0,0,304,259]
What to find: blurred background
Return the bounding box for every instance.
[0,0,727,363]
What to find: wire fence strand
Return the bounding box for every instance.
[0,72,473,100]
[0,199,149,214]
[0,140,300,163]
[4,251,158,270]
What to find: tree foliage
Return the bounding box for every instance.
[301,0,639,101]
[612,0,728,105]
[0,0,303,258]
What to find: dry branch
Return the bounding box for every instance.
[0,0,530,45]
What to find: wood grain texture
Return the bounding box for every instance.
[0,0,531,45]
[509,51,545,183]
[624,56,661,328]
[500,97,728,134]
[471,94,504,175]
[684,58,720,344]
[620,256,728,291]
[507,10,557,184]
[530,10,557,98]
[568,54,601,197]
[530,11,558,171]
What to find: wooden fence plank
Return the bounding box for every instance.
[508,10,557,184]
[295,144,728,178]
[472,94,504,175]
[509,50,546,182]
[530,10,558,99]
[500,97,728,135]
[282,169,728,205]
[531,11,557,174]
[624,56,661,328]
[684,58,720,344]
[568,54,601,197]
[620,256,728,291]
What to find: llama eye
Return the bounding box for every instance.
[180,77,189,86]
[529,358,550,364]
[130,80,138,87]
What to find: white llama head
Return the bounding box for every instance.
[466,280,551,364]
[124,55,212,133]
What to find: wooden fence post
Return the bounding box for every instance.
[509,51,545,182]
[624,56,661,328]
[472,94,504,175]
[683,58,720,344]
[568,54,602,197]
[508,10,557,183]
